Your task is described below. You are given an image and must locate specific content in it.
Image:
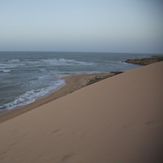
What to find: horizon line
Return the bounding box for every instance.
[0,50,162,55]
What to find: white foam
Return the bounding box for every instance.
[0,69,11,73]
[8,59,20,63]
[0,63,17,69]
[2,79,65,110]
[41,58,95,66]
[0,58,95,73]
[0,62,24,70]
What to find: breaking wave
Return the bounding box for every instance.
[0,79,65,110]
[41,58,95,66]
[0,58,95,73]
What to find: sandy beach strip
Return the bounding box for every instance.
[0,72,119,123]
[0,62,163,163]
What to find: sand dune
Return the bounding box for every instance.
[0,62,163,163]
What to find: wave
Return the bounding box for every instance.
[8,59,21,63]
[0,62,24,70]
[0,58,95,72]
[1,79,65,110]
[0,63,17,69]
[0,63,16,73]
[41,58,95,66]
[6,58,95,66]
[0,69,11,73]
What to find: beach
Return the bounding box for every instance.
[0,72,119,123]
[0,51,140,111]
[0,61,162,162]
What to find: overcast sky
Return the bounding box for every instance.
[0,0,162,53]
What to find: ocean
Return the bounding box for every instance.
[0,51,151,111]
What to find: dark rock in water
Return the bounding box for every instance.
[125,56,163,65]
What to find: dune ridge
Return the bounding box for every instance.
[0,62,163,163]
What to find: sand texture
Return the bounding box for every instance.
[0,62,163,163]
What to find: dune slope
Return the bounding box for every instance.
[0,62,163,163]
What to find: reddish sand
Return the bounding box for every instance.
[0,62,162,163]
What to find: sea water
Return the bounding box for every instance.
[0,51,151,110]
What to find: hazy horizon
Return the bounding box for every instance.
[0,50,162,55]
[0,0,163,53]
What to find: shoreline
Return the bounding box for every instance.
[0,72,120,123]
[0,61,162,162]
[0,56,162,124]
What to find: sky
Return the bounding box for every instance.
[0,0,163,53]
